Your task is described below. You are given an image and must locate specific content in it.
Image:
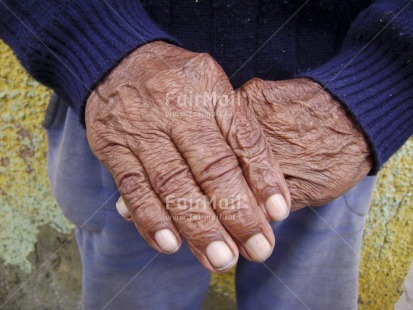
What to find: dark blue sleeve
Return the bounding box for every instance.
[0,0,178,123]
[299,0,413,173]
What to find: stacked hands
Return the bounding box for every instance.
[86,41,372,272]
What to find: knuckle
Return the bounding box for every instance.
[121,188,166,229]
[183,53,230,92]
[197,151,241,186]
[152,164,195,199]
[245,161,282,194]
[119,173,147,196]
[240,78,268,105]
[234,122,265,151]
[225,103,268,158]
[231,128,270,171]
[127,191,156,214]
[243,77,265,91]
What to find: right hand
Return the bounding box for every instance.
[85,41,290,272]
[238,78,372,211]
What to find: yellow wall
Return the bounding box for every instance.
[1,41,412,309]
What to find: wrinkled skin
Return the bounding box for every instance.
[238,78,373,211]
[85,41,291,272]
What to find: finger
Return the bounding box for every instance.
[116,196,132,221]
[177,52,288,220]
[219,85,291,221]
[287,178,312,211]
[172,119,275,263]
[95,144,181,254]
[135,136,239,272]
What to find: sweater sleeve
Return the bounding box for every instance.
[299,0,413,173]
[0,0,178,122]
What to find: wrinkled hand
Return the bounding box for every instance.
[238,78,372,211]
[85,42,290,272]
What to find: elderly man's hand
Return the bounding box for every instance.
[238,78,372,211]
[85,42,290,272]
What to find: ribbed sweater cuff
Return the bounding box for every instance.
[299,44,413,174]
[1,0,178,121]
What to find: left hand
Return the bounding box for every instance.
[237,78,373,211]
[86,42,291,270]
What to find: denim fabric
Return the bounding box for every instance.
[45,96,376,309]
[46,94,108,231]
[236,176,376,310]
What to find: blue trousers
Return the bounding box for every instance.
[45,96,376,310]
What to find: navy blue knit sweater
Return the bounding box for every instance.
[1,0,412,173]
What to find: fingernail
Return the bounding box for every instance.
[154,229,180,253]
[245,233,273,262]
[206,241,235,270]
[116,197,132,220]
[265,194,289,221]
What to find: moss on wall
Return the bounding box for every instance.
[0,43,73,273]
[0,41,412,309]
[359,140,413,309]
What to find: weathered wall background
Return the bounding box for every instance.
[0,41,412,309]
